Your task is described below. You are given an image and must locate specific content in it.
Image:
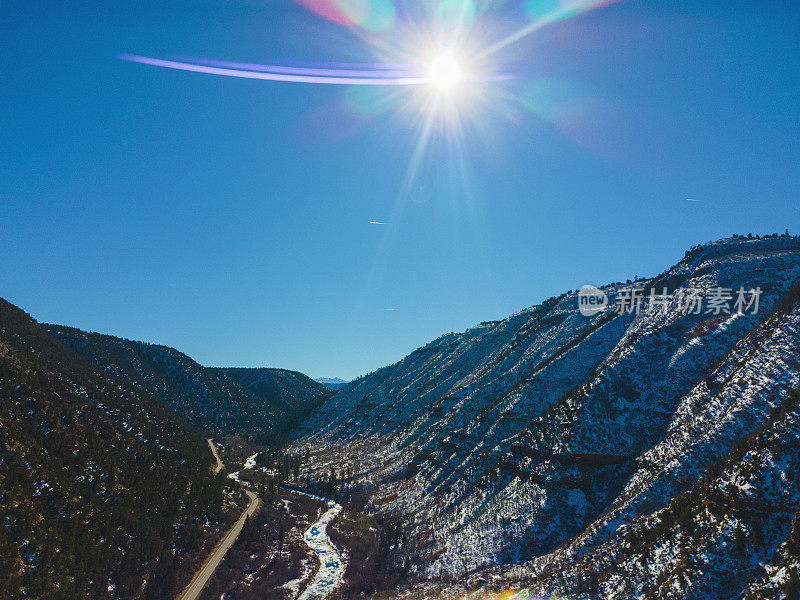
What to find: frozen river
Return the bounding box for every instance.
[296,492,345,600]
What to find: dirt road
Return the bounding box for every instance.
[175,442,260,600]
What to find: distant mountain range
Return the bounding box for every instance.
[315,377,350,390]
[297,235,800,599]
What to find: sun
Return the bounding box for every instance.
[426,52,463,90]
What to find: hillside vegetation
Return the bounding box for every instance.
[46,326,332,443]
[0,299,226,600]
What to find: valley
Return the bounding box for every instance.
[5,1,797,598]
[3,235,800,600]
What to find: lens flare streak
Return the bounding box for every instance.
[179,57,420,78]
[118,54,511,86]
[480,0,623,58]
[119,54,424,85]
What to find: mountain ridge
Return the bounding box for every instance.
[294,234,800,599]
[45,325,332,442]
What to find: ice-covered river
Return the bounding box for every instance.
[296,492,345,600]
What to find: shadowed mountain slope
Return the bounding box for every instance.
[0,299,225,600]
[45,326,332,442]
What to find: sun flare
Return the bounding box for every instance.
[426,52,463,90]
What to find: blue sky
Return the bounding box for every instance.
[2,1,798,380]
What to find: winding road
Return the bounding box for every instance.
[175,441,260,600]
[179,441,345,600]
[208,438,224,474]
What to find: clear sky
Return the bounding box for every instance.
[2,1,798,380]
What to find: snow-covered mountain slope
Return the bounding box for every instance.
[294,236,800,597]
